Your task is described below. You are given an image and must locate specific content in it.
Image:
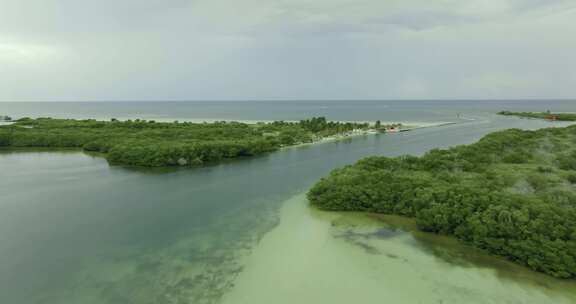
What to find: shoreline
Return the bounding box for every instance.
[1,117,463,157]
[296,122,458,148]
[2,114,458,126]
[220,193,576,304]
[283,120,462,149]
[0,119,458,170]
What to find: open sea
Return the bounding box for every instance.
[1,99,575,123]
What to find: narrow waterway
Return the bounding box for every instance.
[0,114,574,303]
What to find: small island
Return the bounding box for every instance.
[0,117,402,167]
[499,111,576,121]
[0,115,12,122]
[308,125,576,279]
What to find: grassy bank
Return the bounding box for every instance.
[308,125,576,279]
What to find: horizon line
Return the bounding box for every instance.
[1,98,575,103]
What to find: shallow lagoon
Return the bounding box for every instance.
[223,194,576,304]
[1,113,575,303]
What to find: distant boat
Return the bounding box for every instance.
[0,115,12,122]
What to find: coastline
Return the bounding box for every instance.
[1,114,458,126]
[0,117,462,161]
[283,120,461,149]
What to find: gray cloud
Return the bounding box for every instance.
[0,0,575,101]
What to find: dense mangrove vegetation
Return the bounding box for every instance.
[0,117,371,167]
[308,125,576,279]
[499,111,576,121]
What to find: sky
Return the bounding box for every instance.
[0,0,575,101]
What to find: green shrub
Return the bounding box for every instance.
[308,126,576,279]
[0,117,368,167]
[566,174,576,184]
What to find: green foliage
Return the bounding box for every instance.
[502,150,531,164]
[566,173,576,184]
[0,129,12,146]
[557,151,576,170]
[0,117,368,167]
[525,174,551,191]
[308,125,576,279]
[499,111,576,121]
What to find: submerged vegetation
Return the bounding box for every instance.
[308,125,576,279]
[0,117,372,167]
[499,111,576,121]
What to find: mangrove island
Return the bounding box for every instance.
[0,117,397,167]
[499,111,576,121]
[308,125,576,279]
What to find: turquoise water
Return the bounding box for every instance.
[1,101,575,303]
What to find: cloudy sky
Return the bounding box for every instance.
[1,0,575,101]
